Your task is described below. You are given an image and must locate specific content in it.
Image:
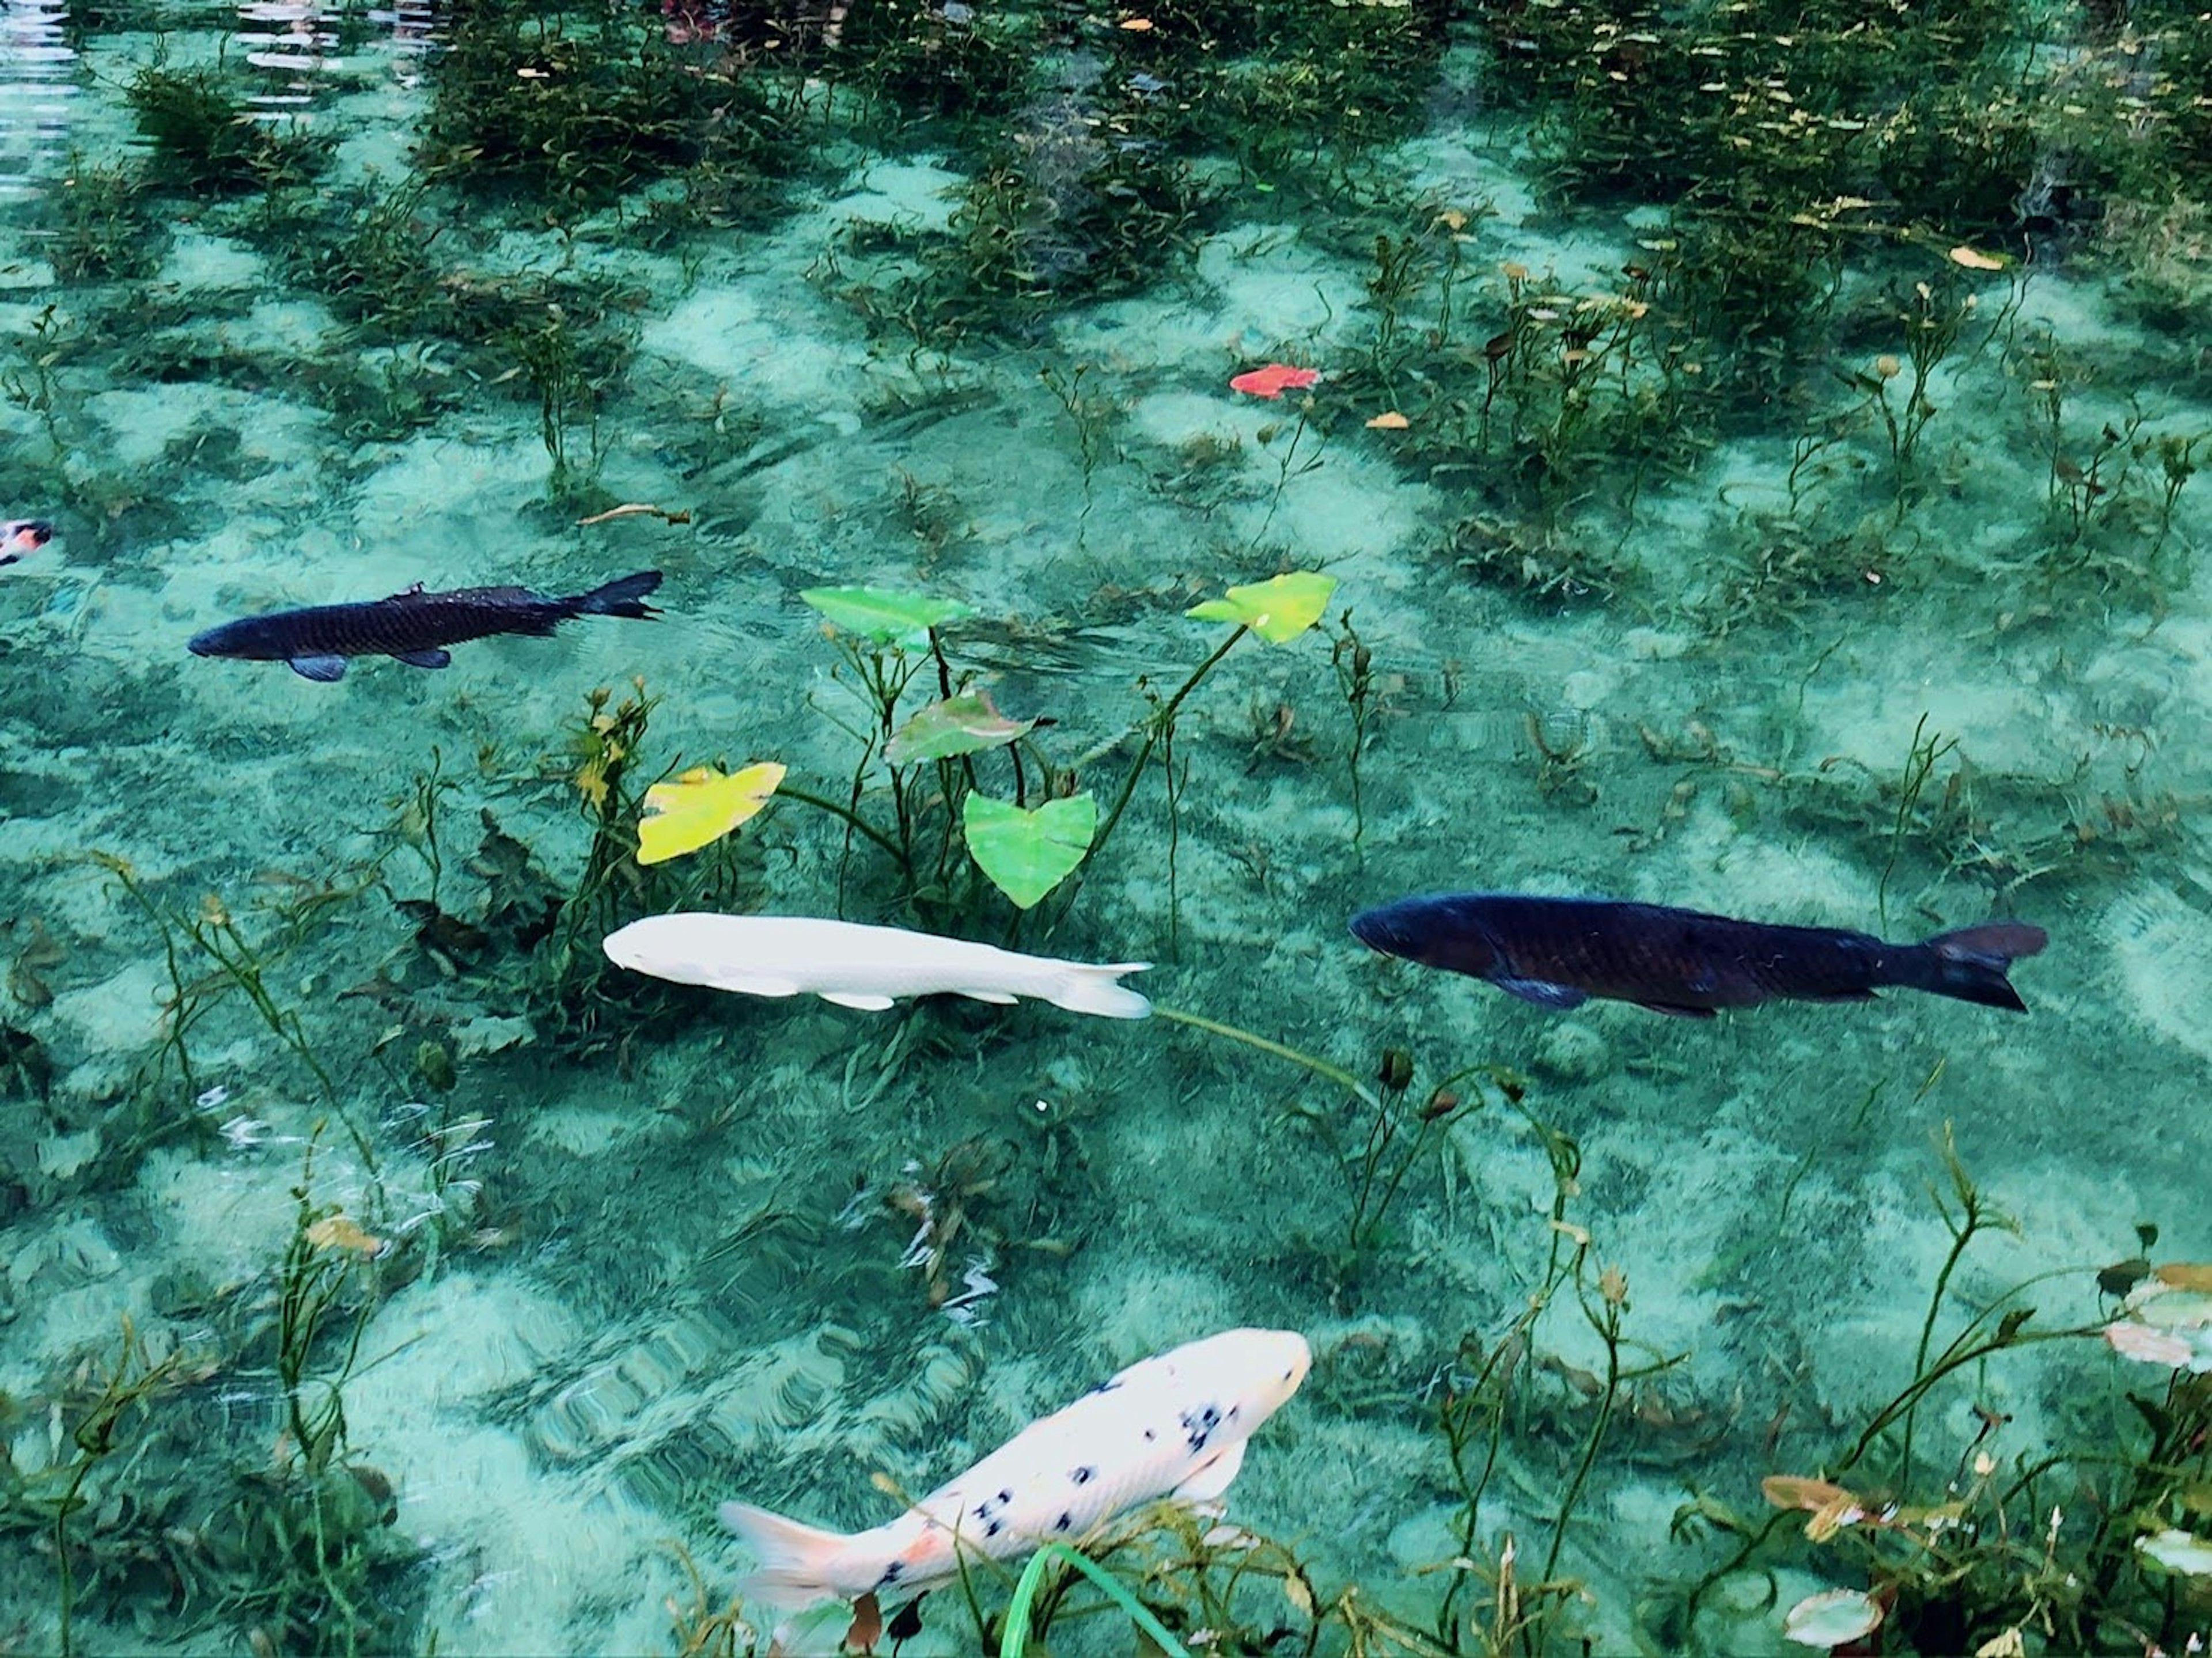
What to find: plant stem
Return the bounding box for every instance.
[1090,626,1249,863]
[1151,1003,1380,1110]
[774,782,907,859]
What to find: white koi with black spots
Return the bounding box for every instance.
[719,1327,1310,1608]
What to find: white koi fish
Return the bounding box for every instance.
[720,1326,1310,1607]
[602,913,1150,1018]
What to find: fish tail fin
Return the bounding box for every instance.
[572,569,664,620]
[719,1502,856,1606]
[1044,961,1152,1019]
[1905,921,2049,1012]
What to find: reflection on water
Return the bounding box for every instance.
[236,0,337,113]
[0,0,75,199]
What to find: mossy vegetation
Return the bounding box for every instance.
[422,0,798,210]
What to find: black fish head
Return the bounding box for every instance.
[1350,894,1501,974]
[187,616,279,659]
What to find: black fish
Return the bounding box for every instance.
[188,570,663,681]
[1349,892,2048,1018]
[1,519,54,567]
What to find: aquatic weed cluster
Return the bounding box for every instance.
[1,0,2210,1652]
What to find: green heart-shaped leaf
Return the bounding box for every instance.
[1184,571,1338,644]
[801,586,975,648]
[884,690,1035,767]
[964,792,1096,910]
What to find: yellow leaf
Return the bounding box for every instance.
[306,1215,384,1257]
[1185,571,1338,645]
[1365,410,1410,430]
[637,762,786,866]
[1949,244,2005,271]
[2156,1262,2212,1291]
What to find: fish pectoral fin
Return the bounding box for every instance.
[1634,1000,1718,1019]
[959,989,1019,1006]
[394,648,452,669]
[287,655,348,682]
[819,991,897,1011]
[1493,977,1588,1010]
[1171,1440,1247,1504]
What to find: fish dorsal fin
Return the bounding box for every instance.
[287,655,348,682]
[1493,977,1588,1010]
[1172,1440,1247,1504]
[819,991,897,1011]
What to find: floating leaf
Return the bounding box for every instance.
[638,762,786,866]
[884,690,1035,767]
[306,1215,384,1257]
[1185,571,1338,644]
[1782,1588,1883,1649]
[964,793,1096,909]
[1948,245,2005,271]
[1228,363,1320,399]
[2155,1262,2212,1291]
[1365,410,1410,430]
[2138,1529,2212,1576]
[801,586,974,647]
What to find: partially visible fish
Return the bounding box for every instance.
[186,570,662,680]
[603,913,1151,1017]
[1350,891,2048,1016]
[0,519,53,567]
[720,1327,1310,1608]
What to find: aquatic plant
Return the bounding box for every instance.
[126,63,318,194]
[43,152,166,283]
[1856,277,1979,503]
[423,0,795,211]
[732,573,1335,939]
[32,1318,184,1658]
[505,304,621,506]
[1658,1132,2212,1656]
[1037,362,1118,534]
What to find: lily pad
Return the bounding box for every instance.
[801,586,974,648]
[637,762,786,867]
[1781,1588,1883,1649]
[884,690,1034,767]
[964,792,1096,910]
[1185,571,1338,644]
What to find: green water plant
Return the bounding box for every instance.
[730,573,1338,937]
[44,151,166,282]
[126,62,317,194]
[37,1318,184,1658]
[423,0,794,211]
[1657,1129,2210,1656]
[1856,277,1978,504]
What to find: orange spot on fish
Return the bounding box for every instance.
[1229,363,1321,399]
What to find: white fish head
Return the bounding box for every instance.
[601,914,752,991]
[1165,1327,1313,1426]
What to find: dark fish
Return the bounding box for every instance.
[1,519,54,567]
[1349,891,2048,1018]
[187,570,663,681]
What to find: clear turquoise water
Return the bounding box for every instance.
[2,1,2209,1652]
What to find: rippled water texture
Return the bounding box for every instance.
[2,0,2209,1652]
